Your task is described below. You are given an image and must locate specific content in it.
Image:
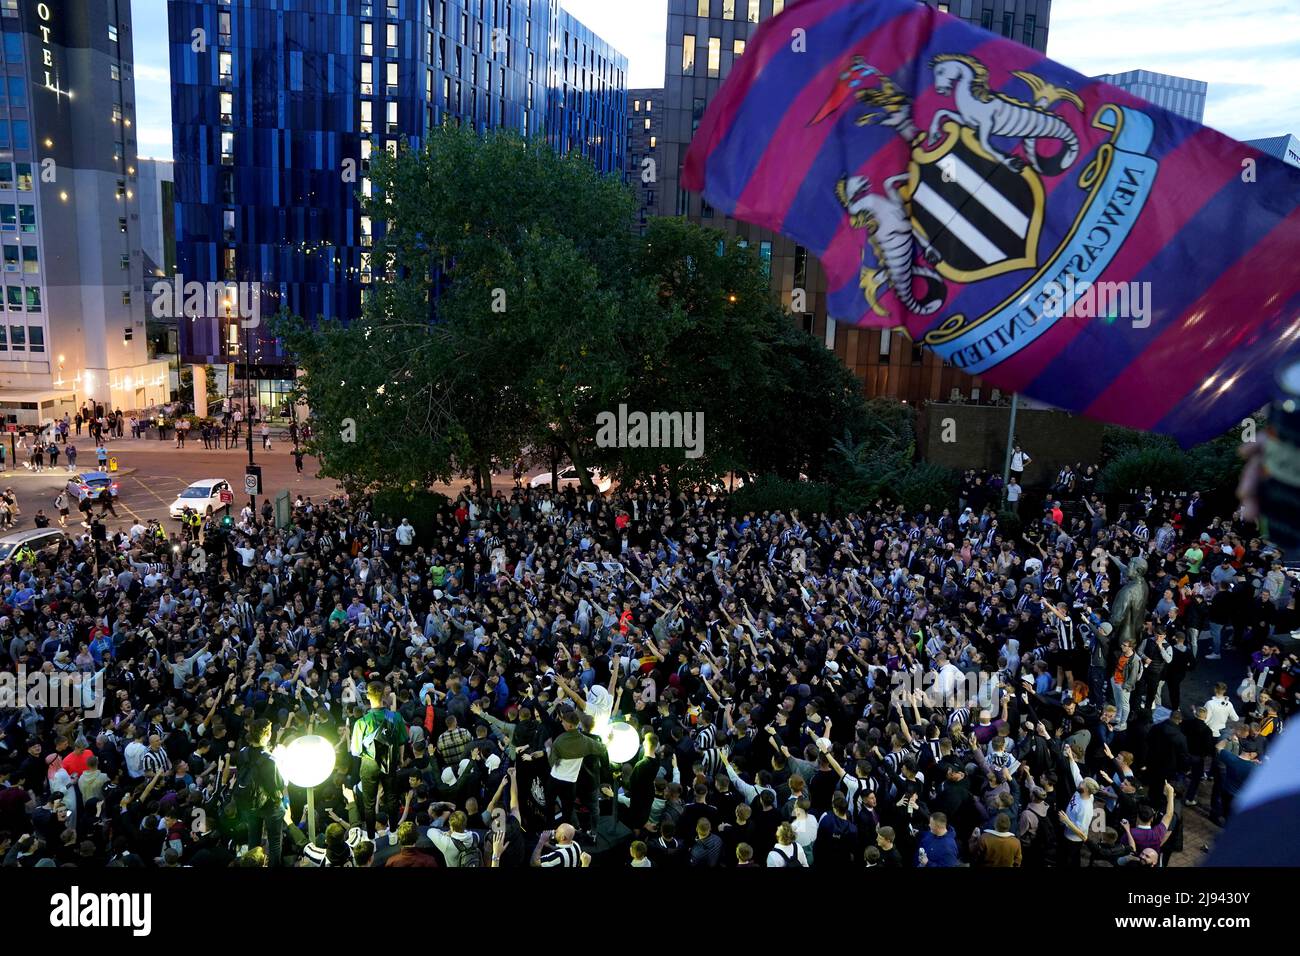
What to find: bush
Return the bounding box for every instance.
[995,509,1023,542]
[893,462,960,513]
[728,475,833,517]
[1099,446,1190,497]
[372,489,451,542]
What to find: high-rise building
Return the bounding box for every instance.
[658,0,1055,406]
[0,0,169,425]
[1093,69,1207,123]
[626,87,662,233]
[169,0,626,409]
[1246,133,1300,169]
[136,158,176,282]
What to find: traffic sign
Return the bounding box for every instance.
[243,473,259,495]
[219,489,234,504]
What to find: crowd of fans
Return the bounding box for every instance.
[0,464,1294,869]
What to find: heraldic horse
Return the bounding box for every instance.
[928,54,1084,176]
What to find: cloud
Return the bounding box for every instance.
[1048,0,1300,140]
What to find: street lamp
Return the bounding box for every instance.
[605,721,641,764]
[273,734,335,846]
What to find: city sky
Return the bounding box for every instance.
[131,0,1300,161]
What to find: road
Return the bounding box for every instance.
[0,434,339,531]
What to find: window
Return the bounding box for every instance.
[386,101,398,133]
[361,61,373,95]
[221,131,234,163]
[0,163,9,190]
[18,205,32,234]
[219,52,233,80]
[646,100,652,112]
[697,0,708,15]
[25,289,39,313]
[634,99,640,112]
[723,0,735,19]
[387,24,398,55]
[682,35,696,75]
[707,37,721,77]
[1023,14,1036,45]
[361,100,373,133]
[2,32,22,61]
[386,62,398,94]
[748,0,759,22]
[644,117,650,130]
[1002,12,1014,37]
[7,287,22,312]
[772,0,784,12]
[0,205,12,231]
[121,290,131,306]
[938,1,950,11]
[1,1,16,17]
[2,245,13,271]
[120,253,129,270]
[0,325,5,349]
[118,217,127,233]
[219,11,231,41]
[22,246,36,274]
[110,63,120,82]
[649,135,656,148]
[734,39,746,57]
[219,90,233,124]
[911,340,923,364]
[27,325,44,351]
[109,24,118,43]
[692,96,706,133]
[980,8,993,30]
[362,23,373,56]
[879,328,891,358]
[759,241,772,278]
[794,245,808,288]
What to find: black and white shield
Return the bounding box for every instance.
[906,123,1044,283]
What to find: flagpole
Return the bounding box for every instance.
[1001,392,1019,508]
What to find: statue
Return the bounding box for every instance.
[1109,554,1149,650]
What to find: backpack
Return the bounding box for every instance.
[1023,805,1057,865]
[232,746,274,812]
[449,830,485,868]
[359,711,401,774]
[772,843,803,868]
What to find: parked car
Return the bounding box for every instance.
[65,471,120,503]
[0,528,67,562]
[528,467,614,494]
[168,478,234,519]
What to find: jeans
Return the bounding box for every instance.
[1208,623,1224,655]
[1111,679,1132,729]
[358,759,397,839]
[246,811,284,867]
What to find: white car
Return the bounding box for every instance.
[169,478,235,519]
[529,467,614,494]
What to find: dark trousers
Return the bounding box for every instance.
[546,776,578,827]
[1062,838,1084,868]
[359,760,397,839]
[246,811,284,867]
[1186,756,1207,802]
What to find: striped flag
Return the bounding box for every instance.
[682,0,1300,445]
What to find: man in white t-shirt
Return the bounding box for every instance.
[1010,444,1031,481]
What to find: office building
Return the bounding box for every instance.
[1246,133,1300,169]
[0,0,168,425]
[137,157,175,281]
[658,0,1054,406]
[1093,69,1207,123]
[169,0,626,411]
[626,88,661,233]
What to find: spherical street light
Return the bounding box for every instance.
[273,734,336,846]
[274,734,336,788]
[606,722,641,764]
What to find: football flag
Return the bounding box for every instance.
[682,0,1300,445]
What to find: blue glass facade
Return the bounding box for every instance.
[169,0,627,369]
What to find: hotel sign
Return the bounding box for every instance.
[33,1,63,95]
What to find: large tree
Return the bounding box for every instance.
[282,124,876,495]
